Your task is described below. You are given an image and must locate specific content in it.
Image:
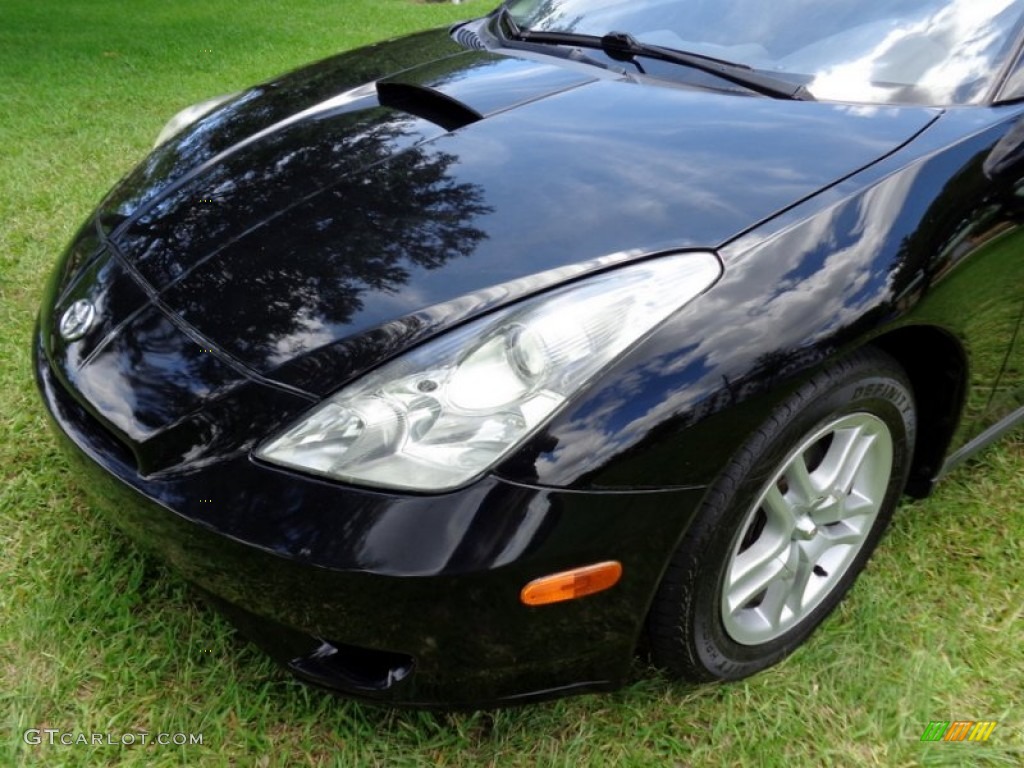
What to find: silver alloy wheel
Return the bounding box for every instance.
[721,413,894,646]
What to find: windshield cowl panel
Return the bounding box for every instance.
[504,0,1024,106]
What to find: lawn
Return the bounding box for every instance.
[2,1,1022,766]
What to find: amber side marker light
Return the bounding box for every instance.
[520,561,623,606]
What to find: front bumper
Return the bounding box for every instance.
[35,333,708,707]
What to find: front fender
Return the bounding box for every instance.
[498,107,1024,491]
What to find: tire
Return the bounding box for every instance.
[647,347,916,682]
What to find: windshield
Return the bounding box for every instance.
[505,0,1024,105]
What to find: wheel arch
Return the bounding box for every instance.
[865,325,968,498]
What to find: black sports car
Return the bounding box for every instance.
[35,0,1024,708]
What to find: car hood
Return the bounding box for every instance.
[99,28,940,395]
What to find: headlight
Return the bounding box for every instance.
[256,253,721,492]
[153,92,239,148]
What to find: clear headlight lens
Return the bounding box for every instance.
[256,253,721,492]
[153,92,239,148]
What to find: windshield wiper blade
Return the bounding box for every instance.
[496,14,812,102]
[600,31,813,101]
[492,6,634,77]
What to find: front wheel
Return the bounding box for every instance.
[647,348,916,682]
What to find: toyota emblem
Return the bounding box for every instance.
[59,299,97,342]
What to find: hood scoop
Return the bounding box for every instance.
[376,81,483,132]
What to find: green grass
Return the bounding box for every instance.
[2,1,1023,765]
